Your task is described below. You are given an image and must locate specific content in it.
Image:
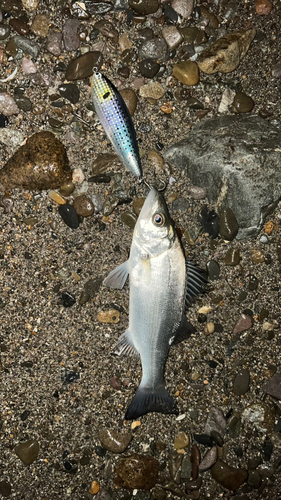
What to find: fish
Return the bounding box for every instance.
[103,187,207,420]
[91,71,142,179]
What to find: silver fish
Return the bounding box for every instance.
[103,188,207,419]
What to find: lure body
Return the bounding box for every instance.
[91,72,142,178]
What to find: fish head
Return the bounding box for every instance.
[134,188,176,257]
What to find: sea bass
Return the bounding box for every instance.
[104,188,207,419]
[91,71,142,178]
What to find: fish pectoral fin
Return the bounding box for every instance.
[114,329,138,356]
[172,315,196,345]
[103,261,129,289]
[185,260,208,309]
[125,385,178,420]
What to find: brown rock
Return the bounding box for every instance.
[197,28,256,74]
[233,314,253,335]
[119,89,137,117]
[99,428,132,452]
[211,459,247,489]
[115,454,159,489]
[92,153,119,174]
[94,20,119,43]
[30,14,50,37]
[73,195,95,216]
[65,51,103,80]
[255,0,273,14]
[15,439,39,465]
[173,61,199,86]
[0,132,72,191]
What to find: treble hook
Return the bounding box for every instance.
[139,178,167,192]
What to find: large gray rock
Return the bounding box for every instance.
[164,115,281,239]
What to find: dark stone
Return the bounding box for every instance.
[194,433,213,447]
[199,206,219,238]
[58,204,79,229]
[84,0,113,14]
[9,17,29,35]
[0,113,9,127]
[20,410,30,421]
[88,174,111,183]
[0,480,11,497]
[164,5,178,22]
[59,83,80,104]
[129,0,159,14]
[219,207,239,240]
[15,439,39,465]
[61,291,76,307]
[139,59,160,78]
[233,92,255,113]
[14,95,32,111]
[224,248,241,266]
[261,439,273,461]
[206,259,220,280]
[115,454,159,490]
[262,372,281,400]
[61,369,79,384]
[211,459,247,490]
[164,115,281,239]
[65,51,103,80]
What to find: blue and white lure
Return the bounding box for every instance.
[91,71,142,179]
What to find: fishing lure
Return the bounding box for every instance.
[91,71,142,179]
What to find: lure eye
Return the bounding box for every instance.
[103,91,110,99]
[153,213,165,227]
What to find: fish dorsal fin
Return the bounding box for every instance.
[172,315,196,345]
[103,261,129,289]
[114,329,139,357]
[185,260,207,309]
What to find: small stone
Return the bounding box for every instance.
[233,314,253,335]
[205,322,215,334]
[110,376,121,390]
[211,459,247,490]
[181,453,192,480]
[251,249,265,263]
[139,38,169,61]
[46,31,62,56]
[206,260,220,280]
[119,33,132,52]
[199,206,219,238]
[162,26,183,50]
[186,97,204,110]
[22,0,39,10]
[73,195,95,217]
[30,70,54,87]
[65,51,103,80]
[89,481,100,495]
[218,88,236,114]
[247,469,262,489]
[129,0,159,15]
[185,477,202,492]
[133,198,145,216]
[103,197,119,216]
[89,174,111,184]
[262,372,281,400]
[0,480,11,497]
[0,94,19,116]
[139,59,160,78]
[15,439,39,465]
[248,274,259,291]
[173,61,199,86]
[233,369,250,395]
[131,421,141,430]
[115,454,159,490]
[242,403,275,434]
[49,191,66,205]
[99,428,132,453]
[0,114,9,128]
[174,431,189,449]
[59,83,80,104]
[63,18,80,51]
[0,23,10,40]
[198,446,218,472]
[94,20,118,42]
[191,445,200,481]
[255,0,273,14]
[228,412,241,438]
[92,153,119,174]
[72,168,85,184]
[121,212,138,229]
[194,433,213,446]
[219,207,239,240]
[118,66,130,79]
[61,292,76,308]
[97,310,120,323]
[186,185,206,200]
[169,450,182,483]
[205,408,227,440]
[14,35,40,59]
[0,131,72,191]
[31,14,49,37]
[59,204,79,229]
[119,89,137,117]
[59,182,75,196]
[264,220,274,234]
[224,248,240,266]
[171,0,193,19]
[140,82,165,100]
[233,92,255,113]
[14,96,32,112]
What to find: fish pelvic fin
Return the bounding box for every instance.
[103,260,129,289]
[185,260,208,309]
[114,329,139,357]
[125,385,178,420]
[172,314,196,346]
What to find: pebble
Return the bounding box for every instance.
[205,322,215,335]
[247,469,262,488]
[131,420,141,430]
[197,28,256,74]
[171,0,193,19]
[63,18,80,51]
[179,26,207,44]
[14,95,32,112]
[59,83,80,104]
[92,153,119,174]
[199,207,220,238]
[0,480,11,497]
[262,372,281,400]
[22,0,39,10]
[129,0,159,14]
[49,190,66,205]
[89,481,100,495]
[29,70,54,87]
[181,453,192,480]
[73,195,95,216]
[99,429,132,453]
[111,376,121,390]
[15,439,39,465]
[224,248,241,266]
[115,454,159,489]
[121,212,138,229]
[139,38,169,61]
[194,433,213,446]
[219,207,239,240]
[251,248,265,263]
[14,35,40,58]
[233,314,253,335]
[119,33,132,52]
[0,93,19,116]
[0,131,72,191]
[233,369,250,395]
[248,274,259,291]
[103,197,119,216]
[59,182,75,196]
[205,407,226,442]
[65,51,103,80]
[72,168,85,184]
[162,26,183,50]
[198,446,217,472]
[0,23,10,40]
[58,204,79,229]
[133,197,145,216]
[174,431,189,449]
[255,0,273,14]
[0,114,8,128]
[31,14,49,37]
[169,450,183,483]
[228,412,241,438]
[242,403,275,433]
[140,82,165,100]
[211,459,247,490]
[186,97,204,110]
[206,260,220,280]
[172,197,189,212]
[46,31,62,56]
[173,61,199,86]
[119,89,137,117]
[97,309,120,323]
[233,92,255,113]
[118,66,130,79]
[218,88,235,113]
[61,292,76,309]
[139,59,160,78]
[191,445,200,480]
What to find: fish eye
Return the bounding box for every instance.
[153,212,165,227]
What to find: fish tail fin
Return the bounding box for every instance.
[125,385,178,420]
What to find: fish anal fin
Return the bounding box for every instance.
[185,260,208,309]
[103,261,129,289]
[172,315,196,346]
[125,385,178,420]
[114,329,138,357]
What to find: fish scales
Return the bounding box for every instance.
[103,188,207,419]
[91,72,142,178]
